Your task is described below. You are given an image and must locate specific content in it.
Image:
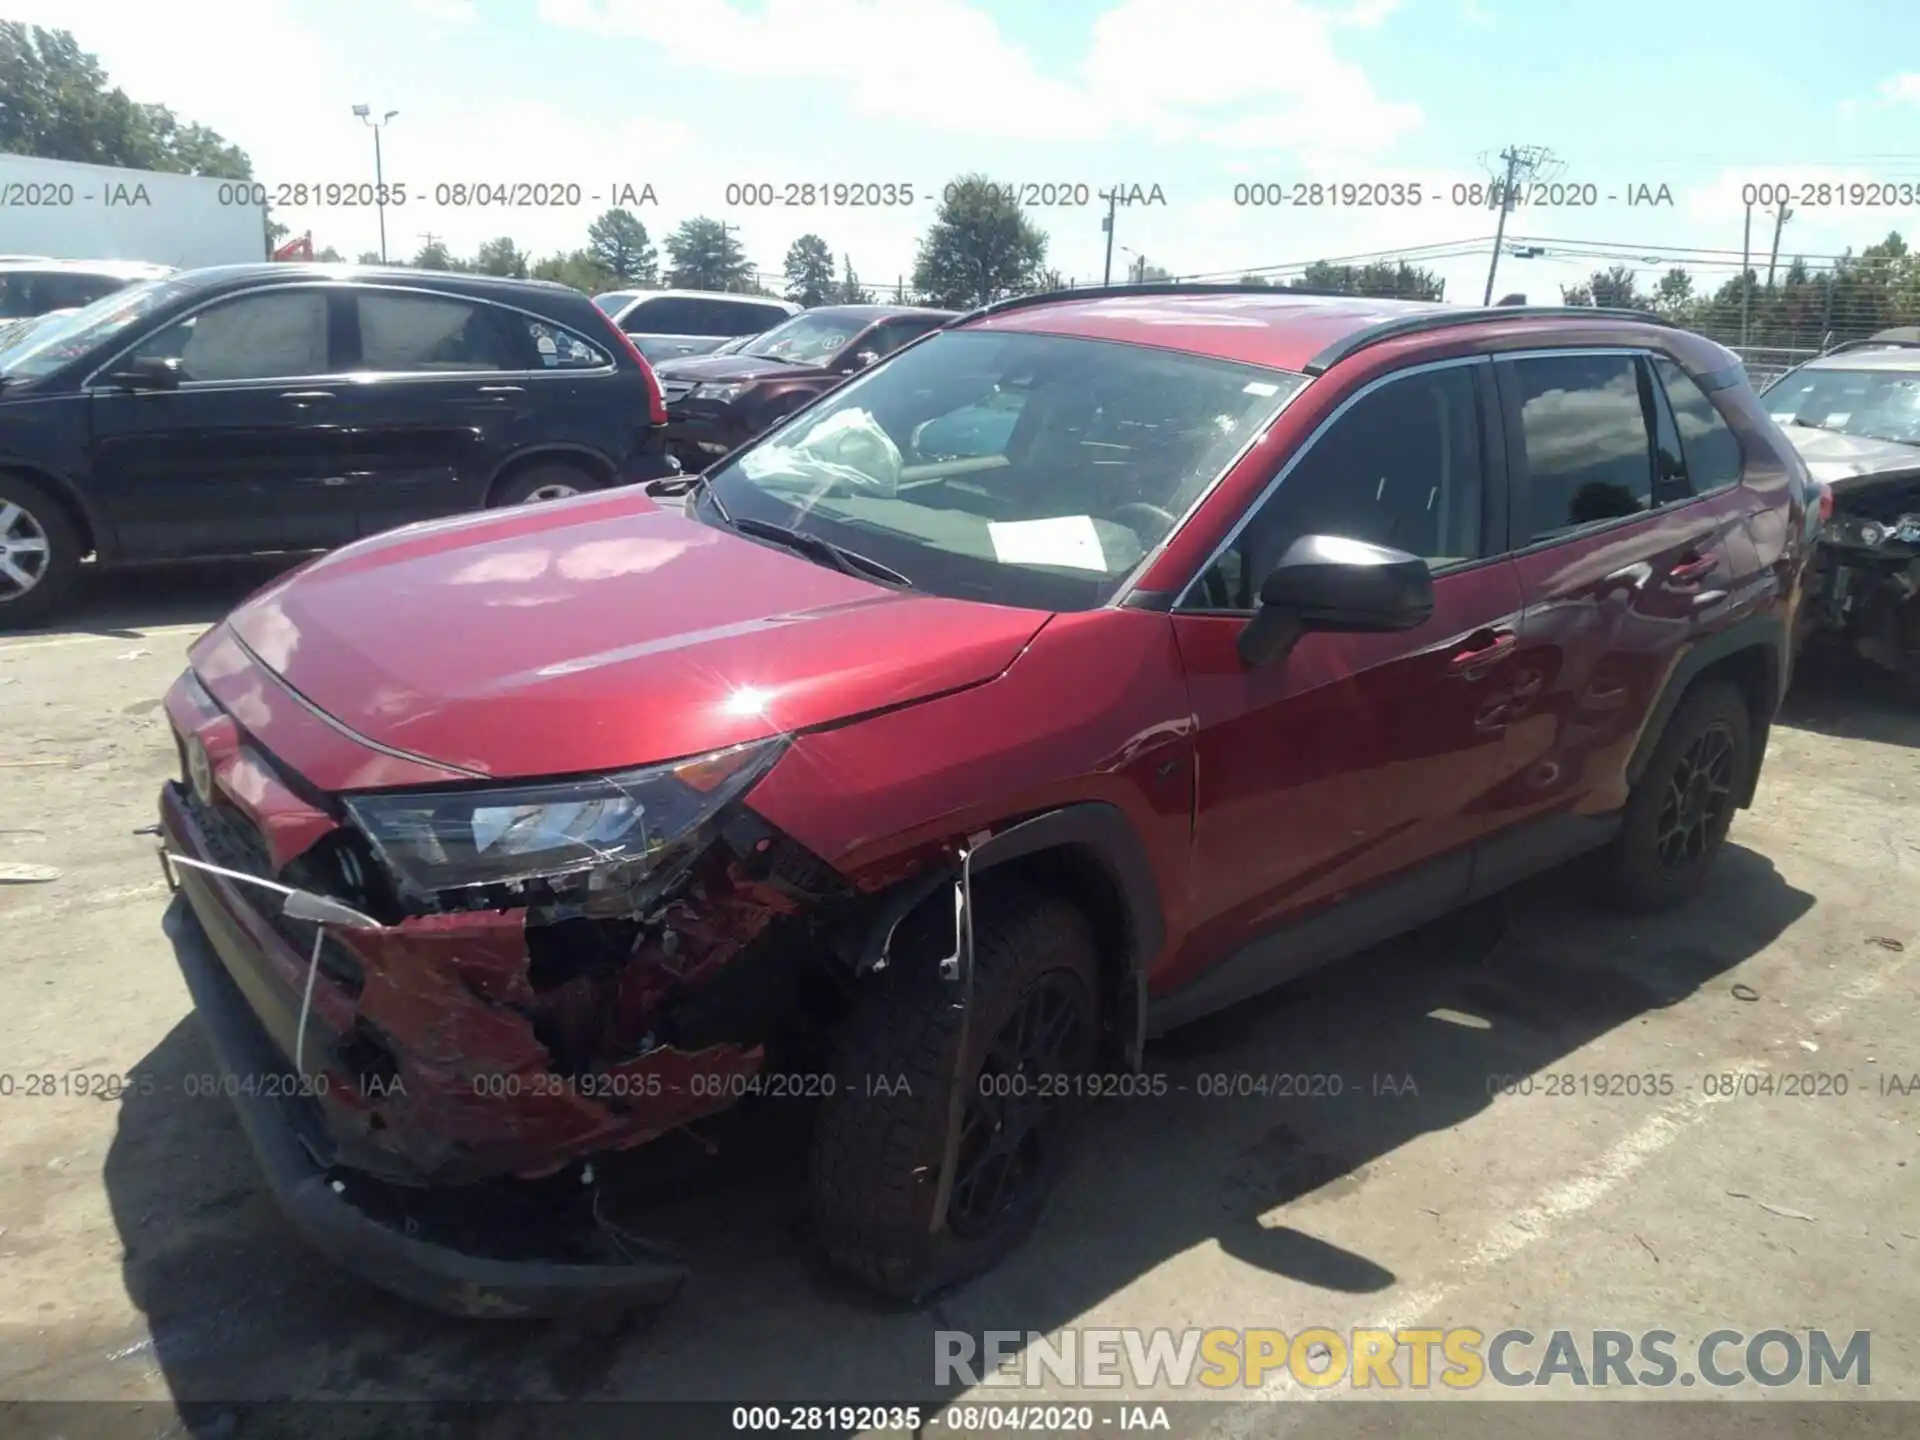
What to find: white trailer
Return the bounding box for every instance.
[0,154,267,268]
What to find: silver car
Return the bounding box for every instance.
[591,289,798,364]
[1765,337,1920,688]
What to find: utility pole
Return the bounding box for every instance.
[1100,189,1118,286]
[352,104,399,263]
[1481,145,1557,305]
[1765,199,1793,293]
[1740,200,1753,347]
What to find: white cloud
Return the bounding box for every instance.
[1877,73,1920,106]
[539,0,1420,154]
[408,0,477,19]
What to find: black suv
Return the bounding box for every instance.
[0,264,679,626]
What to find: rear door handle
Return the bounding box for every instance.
[478,385,525,396]
[280,389,333,402]
[1449,628,1517,677]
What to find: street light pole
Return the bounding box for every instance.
[353,105,399,262]
[1100,189,1118,286]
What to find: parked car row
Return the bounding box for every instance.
[0,262,686,625]
[151,284,1814,1318]
[652,303,955,467]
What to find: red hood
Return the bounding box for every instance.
[211,490,1050,783]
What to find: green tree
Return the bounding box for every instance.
[1291,259,1444,300]
[1237,273,1273,286]
[835,254,874,304]
[356,250,384,265]
[316,245,344,263]
[783,234,836,306]
[664,217,751,291]
[586,209,658,285]
[911,174,1048,308]
[0,23,251,177]
[474,236,529,278]
[413,239,461,271]
[1652,267,1694,316]
[530,248,616,293]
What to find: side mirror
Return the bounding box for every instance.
[1238,533,1435,668]
[102,356,181,391]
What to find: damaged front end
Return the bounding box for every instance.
[159,681,870,1317]
[1803,465,1920,690]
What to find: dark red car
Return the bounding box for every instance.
[652,303,955,468]
[158,286,1811,1317]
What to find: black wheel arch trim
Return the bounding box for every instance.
[849,802,1165,1069]
[0,459,110,559]
[1625,611,1787,808]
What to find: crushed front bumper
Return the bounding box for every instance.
[164,892,689,1318]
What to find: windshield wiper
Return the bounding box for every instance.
[644,470,730,520]
[730,516,911,588]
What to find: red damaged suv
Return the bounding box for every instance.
[158,285,1811,1317]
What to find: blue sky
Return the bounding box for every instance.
[7,0,1918,302]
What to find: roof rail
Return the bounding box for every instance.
[1301,305,1673,376]
[952,281,1362,327]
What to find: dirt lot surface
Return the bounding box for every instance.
[2,563,1917,1438]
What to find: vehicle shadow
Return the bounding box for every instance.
[99,838,1813,1433]
[6,557,308,641]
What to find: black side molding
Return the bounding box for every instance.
[1625,611,1788,807]
[974,803,1166,1068]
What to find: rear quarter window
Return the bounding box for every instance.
[1654,356,1743,493]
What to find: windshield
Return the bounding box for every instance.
[1764,365,1920,446]
[0,276,190,384]
[741,312,863,365]
[703,328,1307,611]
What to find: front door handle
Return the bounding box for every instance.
[1668,551,1720,586]
[1448,628,1517,678]
[280,389,333,402]
[478,385,525,396]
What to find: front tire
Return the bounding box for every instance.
[0,475,81,630]
[808,881,1100,1301]
[489,462,598,507]
[1596,680,1750,912]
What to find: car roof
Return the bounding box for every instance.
[612,289,801,307]
[797,304,958,321]
[960,287,1682,374]
[0,258,175,279]
[1799,346,1920,373]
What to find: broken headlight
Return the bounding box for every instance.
[341,738,787,899]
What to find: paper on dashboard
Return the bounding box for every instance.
[986,515,1109,571]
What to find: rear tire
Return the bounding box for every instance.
[808,881,1100,1301]
[0,474,81,630]
[489,462,598,507]
[1595,680,1750,912]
